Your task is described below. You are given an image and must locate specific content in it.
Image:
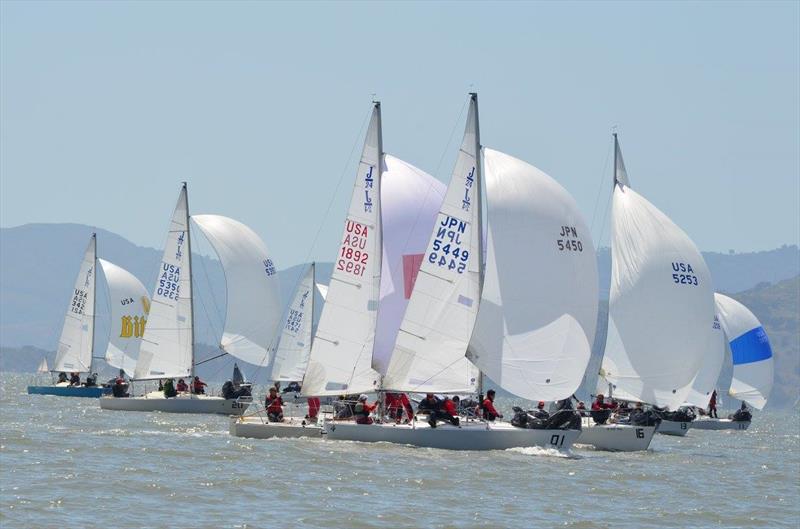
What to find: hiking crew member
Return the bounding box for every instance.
[481,389,503,421]
[192,376,207,395]
[266,387,284,422]
[708,390,718,418]
[69,372,81,386]
[176,379,189,393]
[163,379,177,398]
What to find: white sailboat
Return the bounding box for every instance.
[36,358,49,374]
[100,183,283,415]
[324,93,598,451]
[693,293,773,430]
[580,134,715,450]
[28,234,149,397]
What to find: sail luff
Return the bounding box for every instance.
[184,183,196,381]
[88,233,97,374]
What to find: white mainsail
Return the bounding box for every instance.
[98,258,150,375]
[271,263,315,382]
[37,358,49,374]
[54,234,96,373]
[685,307,726,408]
[191,214,283,367]
[302,103,383,396]
[598,135,715,409]
[468,148,599,402]
[715,293,773,410]
[134,185,193,380]
[372,155,447,377]
[382,94,482,394]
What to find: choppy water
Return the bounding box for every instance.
[1,373,798,528]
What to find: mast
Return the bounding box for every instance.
[88,232,98,375]
[310,262,316,349]
[373,99,385,402]
[470,92,486,398]
[183,182,197,385]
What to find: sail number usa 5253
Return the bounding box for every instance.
[671,262,699,286]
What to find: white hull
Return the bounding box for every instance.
[322,419,579,451]
[100,391,248,415]
[692,418,751,431]
[657,419,692,436]
[230,415,322,439]
[575,422,657,451]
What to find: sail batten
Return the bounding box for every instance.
[53,235,96,373]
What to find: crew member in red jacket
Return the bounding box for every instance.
[176,378,189,393]
[192,376,207,395]
[354,394,377,424]
[265,387,284,422]
[481,389,503,421]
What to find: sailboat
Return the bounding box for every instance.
[27,234,149,397]
[36,358,49,374]
[693,293,773,430]
[100,183,283,415]
[323,93,598,451]
[580,134,716,450]
[231,263,322,438]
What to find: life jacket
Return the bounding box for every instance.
[266,395,283,413]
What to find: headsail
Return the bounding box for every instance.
[191,214,283,367]
[271,263,315,382]
[134,185,193,380]
[372,155,446,376]
[715,293,773,410]
[98,258,149,375]
[468,149,599,402]
[302,103,383,396]
[598,138,715,409]
[383,94,482,394]
[685,306,726,408]
[54,234,96,373]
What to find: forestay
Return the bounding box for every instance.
[99,258,149,375]
[134,186,193,380]
[372,155,446,376]
[383,95,481,394]
[192,214,283,366]
[468,149,598,402]
[271,263,315,382]
[302,104,383,396]
[685,307,726,408]
[54,235,96,373]
[715,293,773,410]
[598,146,715,409]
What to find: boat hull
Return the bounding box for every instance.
[322,420,580,451]
[100,392,248,415]
[657,419,692,436]
[692,418,751,431]
[229,416,322,439]
[27,385,111,398]
[575,423,657,451]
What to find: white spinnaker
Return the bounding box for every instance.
[98,258,149,375]
[134,186,193,380]
[715,293,773,410]
[302,104,383,396]
[54,235,96,373]
[468,149,599,401]
[383,96,481,394]
[372,155,446,376]
[685,309,726,408]
[191,214,283,366]
[598,183,715,409]
[271,264,315,382]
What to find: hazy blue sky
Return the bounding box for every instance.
[2,1,798,268]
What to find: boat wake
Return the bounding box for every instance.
[506,446,576,459]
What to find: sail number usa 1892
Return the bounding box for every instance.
[428,216,470,274]
[556,226,583,252]
[337,220,369,277]
[671,262,699,286]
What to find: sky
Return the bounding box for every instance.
[1,1,798,268]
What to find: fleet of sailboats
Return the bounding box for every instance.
[27,94,774,452]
